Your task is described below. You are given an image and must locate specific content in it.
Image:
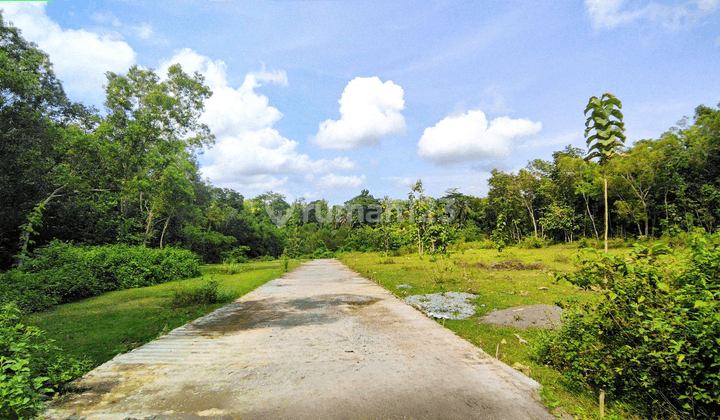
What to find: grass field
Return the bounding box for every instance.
[28,259,301,371]
[339,243,641,420]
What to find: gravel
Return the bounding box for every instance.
[404,292,478,320]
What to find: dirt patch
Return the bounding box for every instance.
[458,260,546,270]
[479,304,563,330]
[188,294,379,336]
[286,294,379,310]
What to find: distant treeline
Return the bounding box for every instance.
[2,11,720,270]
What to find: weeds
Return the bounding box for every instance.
[170,277,232,307]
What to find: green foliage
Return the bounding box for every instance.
[519,235,549,249]
[536,231,720,418]
[170,277,231,307]
[0,241,201,313]
[0,303,89,420]
[491,213,508,252]
[584,93,626,167]
[222,246,250,264]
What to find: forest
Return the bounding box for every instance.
[2,4,720,271]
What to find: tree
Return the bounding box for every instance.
[584,93,626,252]
[98,64,214,245]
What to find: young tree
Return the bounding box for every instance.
[584,93,626,252]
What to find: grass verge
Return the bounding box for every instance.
[339,244,642,420]
[27,259,301,370]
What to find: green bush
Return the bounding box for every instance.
[0,303,89,419]
[520,235,549,249]
[222,246,250,264]
[170,277,231,307]
[536,231,720,418]
[0,241,201,313]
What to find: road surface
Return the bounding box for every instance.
[47,259,554,420]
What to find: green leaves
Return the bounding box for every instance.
[535,231,720,418]
[0,303,90,419]
[584,93,626,167]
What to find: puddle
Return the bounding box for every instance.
[188,294,379,336]
[286,294,379,310]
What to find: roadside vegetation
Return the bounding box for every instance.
[341,243,642,419]
[2,259,298,419]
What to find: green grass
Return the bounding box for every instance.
[339,244,642,420]
[27,259,302,370]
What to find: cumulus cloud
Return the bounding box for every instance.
[157,49,356,190]
[318,174,366,190]
[313,77,406,150]
[1,3,137,103]
[585,0,719,30]
[386,176,415,189]
[417,110,541,165]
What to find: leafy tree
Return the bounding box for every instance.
[584,93,626,252]
[98,64,214,245]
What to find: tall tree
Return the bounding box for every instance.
[98,64,214,245]
[584,93,626,252]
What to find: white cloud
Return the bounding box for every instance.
[526,130,583,148]
[313,77,406,150]
[386,176,415,189]
[318,174,366,190]
[158,49,356,190]
[132,22,155,40]
[2,3,137,103]
[585,0,720,30]
[159,49,285,135]
[417,110,541,165]
[211,174,289,193]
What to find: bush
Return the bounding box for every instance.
[0,303,89,419]
[222,246,250,264]
[536,231,720,418]
[0,241,202,313]
[520,235,548,249]
[170,278,231,307]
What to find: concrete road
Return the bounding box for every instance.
[46,259,554,420]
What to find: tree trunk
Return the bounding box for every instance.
[521,193,538,237]
[143,210,155,247]
[17,184,67,268]
[160,214,172,249]
[583,193,600,240]
[604,169,609,253]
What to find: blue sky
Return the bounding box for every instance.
[3,0,719,204]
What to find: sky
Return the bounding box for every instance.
[2,0,719,204]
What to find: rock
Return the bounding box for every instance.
[514,333,528,344]
[511,362,531,374]
[396,284,412,289]
[538,287,549,290]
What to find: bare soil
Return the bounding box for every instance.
[479,304,563,330]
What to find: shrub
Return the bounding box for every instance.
[214,263,246,275]
[170,277,231,307]
[222,246,250,264]
[0,241,202,313]
[0,303,89,419]
[536,231,720,418]
[520,235,548,249]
